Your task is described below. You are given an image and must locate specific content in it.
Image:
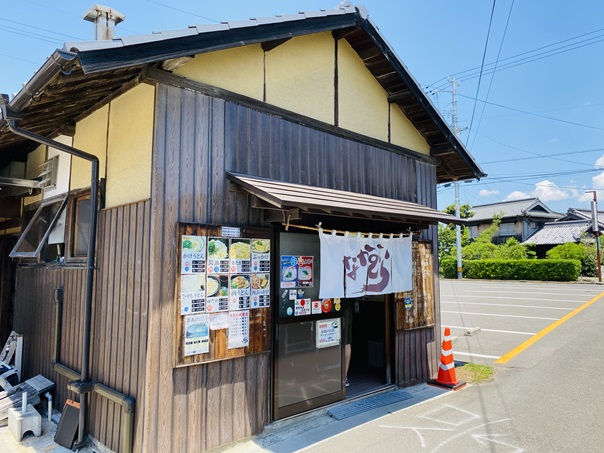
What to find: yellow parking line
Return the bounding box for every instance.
[495,290,604,364]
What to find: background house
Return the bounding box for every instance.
[467,198,562,245]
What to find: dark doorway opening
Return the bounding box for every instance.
[345,295,392,398]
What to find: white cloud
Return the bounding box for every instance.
[479,189,499,197]
[503,180,570,202]
[532,180,570,201]
[504,191,531,201]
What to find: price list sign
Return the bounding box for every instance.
[229,274,251,310]
[180,274,205,314]
[251,273,270,308]
[181,235,206,274]
[251,239,270,272]
[206,238,229,274]
[230,239,251,273]
[228,310,250,349]
[206,275,229,312]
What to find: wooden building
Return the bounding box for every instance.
[0,4,484,452]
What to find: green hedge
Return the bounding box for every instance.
[440,258,581,281]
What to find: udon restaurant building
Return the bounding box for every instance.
[0,4,484,452]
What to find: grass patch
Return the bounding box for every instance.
[456,363,495,384]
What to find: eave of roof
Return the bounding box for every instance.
[0,4,484,183]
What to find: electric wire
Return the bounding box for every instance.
[465,0,497,146]
[143,0,220,23]
[469,0,515,149]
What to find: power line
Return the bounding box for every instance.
[427,26,604,91]
[466,0,497,146]
[456,93,604,130]
[482,147,604,165]
[469,0,515,148]
[143,0,220,23]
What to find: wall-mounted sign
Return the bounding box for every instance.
[280,255,314,288]
[316,318,341,349]
[184,314,210,356]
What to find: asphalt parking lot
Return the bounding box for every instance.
[440,279,604,365]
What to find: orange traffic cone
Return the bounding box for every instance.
[428,327,466,390]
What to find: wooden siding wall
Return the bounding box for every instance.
[0,237,17,343]
[13,200,151,453]
[144,84,442,452]
[89,200,151,452]
[13,267,84,410]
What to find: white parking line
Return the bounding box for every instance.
[447,326,536,335]
[441,301,574,310]
[461,289,599,295]
[442,294,583,303]
[452,352,501,359]
[442,311,558,321]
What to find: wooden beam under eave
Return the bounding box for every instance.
[261,38,291,52]
[387,90,412,103]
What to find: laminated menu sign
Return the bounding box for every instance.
[180,274,205,314]
[316,318,341,349]
[205,274,229,312]
[251,273,270,308]
[228,310,250,349]
[206,238,229,274]
[181,235,206,274]
[229,274,251,310]
[251,239,271,272]
[280,255,314,288]
[230,239,251,273]
[184,314,210,356]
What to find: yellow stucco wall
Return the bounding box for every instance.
[174,45,264,101]
[337,39,388,142]
[23,144,45,206]
[173,34,431,155]
[72,105,109,190]
[105,84,154,207]
[390,105,430,154]
[265,32,334,124]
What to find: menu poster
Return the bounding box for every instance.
[280,255,314,288]
[228,310,250,349]
[184,314,210,356]
[207,237,229,274]
[297,256,314,287]
[180,274,206,314]
[206,274,229,312]
[251,239,271,272]
[316,318,341,349]
[251,273,270,308]
[230,239,251,273]
[229,274,251,310]
[281,255,297,288]
[181,235,206,274]
[295,298,311,316]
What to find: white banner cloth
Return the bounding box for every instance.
[318,230,346,298]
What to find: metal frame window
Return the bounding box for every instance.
[65,190,92,261]
[9,196,67,258]
[499,222,515,236]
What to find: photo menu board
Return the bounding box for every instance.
[174,224,272,368]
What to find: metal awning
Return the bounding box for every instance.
[227,172,464,225]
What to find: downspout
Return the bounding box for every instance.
[0,97,99,448]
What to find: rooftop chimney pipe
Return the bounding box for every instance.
[84,4,125,40]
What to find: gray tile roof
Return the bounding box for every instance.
[64,5,357,53]
[469,198,561,222]
[522,220,592,245]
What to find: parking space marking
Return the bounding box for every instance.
[442,301,574,310]
[442,310,558,321]
[453,352,501,359]
[495,290,604,364]
[447,326,535,335]
[443,294,585,303]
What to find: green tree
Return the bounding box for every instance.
[438,203,474,261]
[546,241,596,276]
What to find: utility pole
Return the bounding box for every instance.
[586,190,602,282]
[449,77,466,279]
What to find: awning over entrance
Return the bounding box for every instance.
[227,172,464,226]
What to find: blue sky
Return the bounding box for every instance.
[2,1,604,215]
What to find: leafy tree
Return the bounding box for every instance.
[546,241,596,276]
[438,203,473,261]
